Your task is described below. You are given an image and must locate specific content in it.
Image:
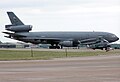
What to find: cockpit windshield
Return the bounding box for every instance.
[111,34,116,38]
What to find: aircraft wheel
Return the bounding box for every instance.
[105,47,110,52]
[92,48,95,50]
[56,46,60,49]
[49,46,60,49]
[49,46,55,49]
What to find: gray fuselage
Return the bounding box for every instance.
[16,31,119,44]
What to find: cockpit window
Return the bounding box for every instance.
[111,35,116,38]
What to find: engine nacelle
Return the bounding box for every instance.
[5,25,32,32]
[59,41,79,47]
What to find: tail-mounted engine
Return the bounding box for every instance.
[5,25,32,32]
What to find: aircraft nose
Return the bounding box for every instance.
[109,34,119,42]
[116,37,119,41]
[114,36,119,42]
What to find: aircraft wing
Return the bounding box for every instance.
[22,37,62,41]
[80,37,110,51]
[80,37,109,45]
[19,37,65,44]
[80,38,98,45]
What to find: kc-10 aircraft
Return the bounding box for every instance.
[3,12,119,51]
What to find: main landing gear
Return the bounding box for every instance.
[49,44,62,49]
[49,46,60,49]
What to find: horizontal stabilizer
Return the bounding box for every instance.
[2,32,26,37]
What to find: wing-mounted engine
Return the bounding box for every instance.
[59,40,79,47]
[5,25,32,32]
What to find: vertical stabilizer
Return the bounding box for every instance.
[5,12,32,32]
[7,12,24,25]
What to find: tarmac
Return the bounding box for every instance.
[0,54,120,82]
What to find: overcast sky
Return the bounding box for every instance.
[0,0,120,43]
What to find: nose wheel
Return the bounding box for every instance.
[105,47,110,52]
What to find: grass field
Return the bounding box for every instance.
[0,49,120,60]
